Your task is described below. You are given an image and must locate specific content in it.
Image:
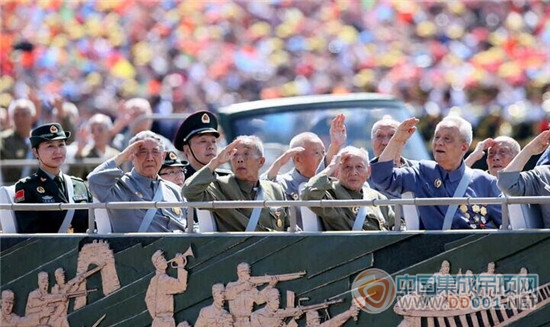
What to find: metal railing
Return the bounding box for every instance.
[1,196,550,234]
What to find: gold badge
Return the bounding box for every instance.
[480,206,487,216]
[169,152,177,160]
[459,204,468,213]
[37,186,45,193]
[434,178,442,188]
[16,149,25,158]
[40,177,47,182]
[291,193,299,200]
[173,207,182,215]
[277,218,283,228]
[472,204,480,213]
[50,125,58,133]
[352,207,359,214]
[201,113,210,124]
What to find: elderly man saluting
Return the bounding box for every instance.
[370,116,502,230]
[182,135,289,232]
[88,131,186,233]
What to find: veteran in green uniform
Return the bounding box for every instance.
[14,123,92,233]
[301,146,395,231]
[182,135,289,232]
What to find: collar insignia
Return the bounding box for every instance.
[37,186,45,193]
[434,178,442,188]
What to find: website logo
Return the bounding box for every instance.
[352,268,396,314]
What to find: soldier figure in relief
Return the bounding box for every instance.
[145,250,189,327]
[225,263,278,327]
[194,284,234,327]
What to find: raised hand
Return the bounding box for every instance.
[393,117,419,144]
[525,130,550,155]
[330,113,347,148]
[115,140,145,166]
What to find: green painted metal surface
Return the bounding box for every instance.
[1,232,549,327]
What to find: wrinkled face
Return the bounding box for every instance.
[295,140,325,178]
[230,144,265,183]
[486,142,517,176]
[90,122,111,147]
[159,166,186,187]
[184,134,218,168]
[432,125,468,171]
[132,139,164,179]
[34,140,67,169]
[13,106,33,131]
[372,125,397,157]
[338,154,370,191]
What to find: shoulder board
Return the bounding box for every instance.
[17,175,33,184]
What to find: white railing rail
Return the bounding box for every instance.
[2,196,550,234]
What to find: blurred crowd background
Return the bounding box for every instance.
[2,0,550,150]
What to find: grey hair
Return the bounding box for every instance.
[371,115,400,139]
[88,113,113,129]
[338,146,370,165]
[8,98,36,117]
[235,135,264,157]
[492,136,521,155]
[289,132,322,149]
[437,115,473,146]
[129,131,165,151]
[125,97,152,114]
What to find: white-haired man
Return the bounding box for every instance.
[371,115,502,230]
[301,146,395,231]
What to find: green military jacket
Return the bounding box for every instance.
[182,166,289,232]
[301,173,395,231]
[14,169,92,233]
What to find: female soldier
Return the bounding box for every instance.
[14,123,92,233]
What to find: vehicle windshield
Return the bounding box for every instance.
[226,106,430,173]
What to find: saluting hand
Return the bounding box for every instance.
[115,140,145,166]
[207,139,242,170]
[525,130,550,155]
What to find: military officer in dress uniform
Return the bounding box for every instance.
[13,123,92,233]
[182,135,289,232]
[159,151,189,188]
[174,111,229,179]
[87,131,186,233]
[370,115,502,230]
